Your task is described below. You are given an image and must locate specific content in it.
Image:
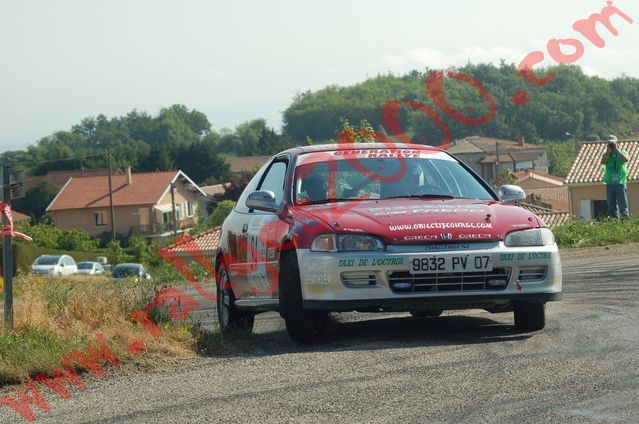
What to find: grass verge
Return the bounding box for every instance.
[553,216,639,248]
[0,274,196,386]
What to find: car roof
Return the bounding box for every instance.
[113,263,143,267]
[283,142,443,156]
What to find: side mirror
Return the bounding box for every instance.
[246,190,280,213]
[498,184,526,203]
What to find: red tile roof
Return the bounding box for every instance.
[479,153,537,164]
[519,203,569,228]
[12,211,31,222]
[512,169,565,186]
[158,227,221,258]
[447,136,545,154]
[565,140,639,184]
[47,171,179,211]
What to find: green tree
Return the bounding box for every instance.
[12,182,59,222]
[28,224,62,249]
[58,229,98,251]
[126,234,151,263]
[492,168,516,189]
[107,240,131,266]
[210,200,236,226]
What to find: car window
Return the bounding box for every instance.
[293,152,495,204]
[257,161,287,204]
[35,256,61,266]
[113,265,141,278]
[235,162,270,214]
[77,262,93,270]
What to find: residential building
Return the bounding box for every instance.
[46,168,205,239]
[565,140,639,220]
[446,136,548,182]
[225,155,272,176]
[511,169,568,211]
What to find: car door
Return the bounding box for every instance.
[243,157,289,298]
[225,162,270,298]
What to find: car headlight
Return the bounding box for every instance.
[504,228,555,247]
[311,234,385,252]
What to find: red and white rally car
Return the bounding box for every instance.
[215,143,562,341]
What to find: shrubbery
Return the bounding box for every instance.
[553,216,639,247]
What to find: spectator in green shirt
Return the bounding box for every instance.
[600,135,630,218]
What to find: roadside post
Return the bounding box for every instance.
[2,165,25,330]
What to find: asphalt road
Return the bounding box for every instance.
[1,252,638,423]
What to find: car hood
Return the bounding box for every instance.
[298,198,540,244]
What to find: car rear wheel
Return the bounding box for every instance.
[279,252,328,342]
[409,309,443,318]
[514,302,545,331]
[216,261,255,333]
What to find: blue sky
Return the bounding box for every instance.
[1,0,638,150]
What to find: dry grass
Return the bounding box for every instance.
[1,273,197,385]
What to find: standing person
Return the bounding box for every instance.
[600,135,630,218]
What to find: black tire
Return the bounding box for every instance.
[216,261,255,333]
[279,252,328,342]
[514,302,545,331]
[409,309,443,318]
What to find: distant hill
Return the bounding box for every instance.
[283,63,639,144]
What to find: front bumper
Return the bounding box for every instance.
[296,242,562,312]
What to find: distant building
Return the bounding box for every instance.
[511,169,568,211]
[224,155,272,176]
[46,168,205,239]
[446,136,548,182]
[565,140,639,220]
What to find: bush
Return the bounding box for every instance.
[553,216,639,247]
[58,229,98,251]
[210,200,236,226]
[127,234,151,263]
[27,224,62,249]
[107,240,131,266]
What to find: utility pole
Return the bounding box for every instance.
[170,182,178,236]
[107,147,116,241]
[2,165,13,329]
[566,132,578,155]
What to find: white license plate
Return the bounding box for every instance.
[408,254,493,274]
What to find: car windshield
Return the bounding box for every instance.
[112,265,141,278]
[35,256,61,266]
[77,263,94,270]
[293,150,495,205]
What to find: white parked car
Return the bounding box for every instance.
[31,255,78,276]
[76,261,106,275]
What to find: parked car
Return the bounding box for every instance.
[111,263,151,281]
[76,261,106,275]
[31,255,78,276]
[215,143,562,341]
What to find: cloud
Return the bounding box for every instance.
[381,46,526,74]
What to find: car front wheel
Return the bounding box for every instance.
[514,302,545,331]
[216,261,255,333]
[279,252,328,342]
